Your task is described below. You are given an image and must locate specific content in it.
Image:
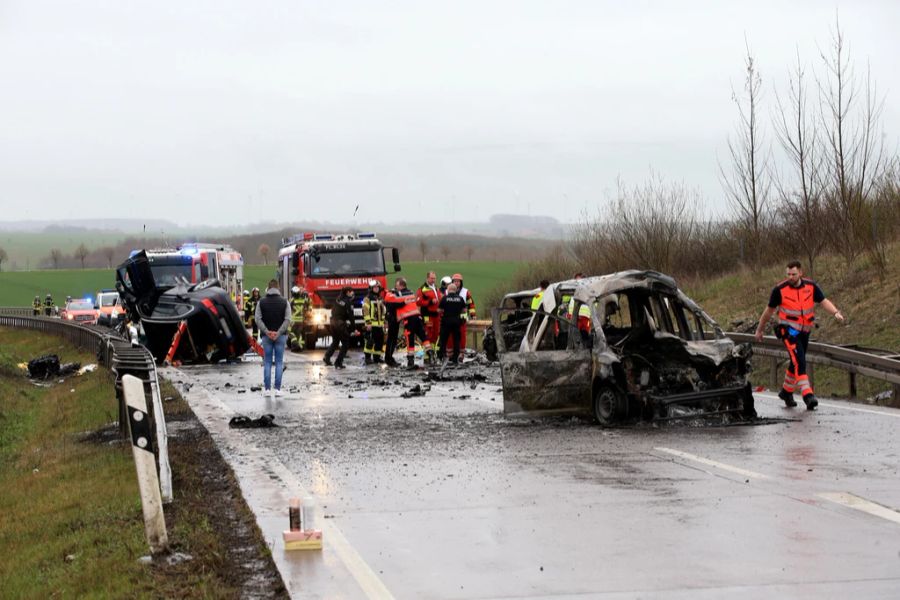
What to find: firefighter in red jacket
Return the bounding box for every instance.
[386,277,434,369]
[416,271,441,363]
[755,260,844,410]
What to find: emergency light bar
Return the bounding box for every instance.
[357,232,376,239]
[314,234,333,241]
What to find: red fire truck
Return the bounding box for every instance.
[276,232,401,348]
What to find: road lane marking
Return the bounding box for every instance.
[655,447,769,480]
[757,392,900,419]
[818,492,900,526]
[176,372,396,600]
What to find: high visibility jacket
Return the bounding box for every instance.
[245,297,259,320]
[363,293,386,327]
[530,290,545,311]
[33,299,42,310]
[776,279,817,333]
[385,289,420,321]
[458,287,477,321]
[417,283,441,316]
[290,295,310,323]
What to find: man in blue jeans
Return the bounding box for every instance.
[255,279,291,397]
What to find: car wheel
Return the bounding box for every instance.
[593,385,625,426]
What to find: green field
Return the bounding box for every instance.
[0,261,521,317]
[0,231,129,270]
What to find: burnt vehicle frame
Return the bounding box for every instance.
[491,271,755,425]
[116,251,250,364]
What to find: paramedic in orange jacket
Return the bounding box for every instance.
[416,271,441,362]
[754,260,844,410]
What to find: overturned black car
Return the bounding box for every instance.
[491,271,755,425]
[116,251,250,364]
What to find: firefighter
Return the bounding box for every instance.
[383,278,403,367]
[32,295,42,316]
[288,285,311,352]
[362,280,386,365]
[386,277,433,370]
[531,280,550,311]
[44,293,54,316]
[755,260,845,410]
[416,271,441,363]
[245,287,261,338]
[324,286,354,369]
[438,283,467,364]
[450,273,477,357]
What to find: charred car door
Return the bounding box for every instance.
[494,308,592,416]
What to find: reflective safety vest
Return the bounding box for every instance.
[363,294,386,327]
[33,299,42,310]
[290,295,310,323]
[459,286,476,321]
[385,289,420,321]
[530,290,545,310]
[777,280,816,333]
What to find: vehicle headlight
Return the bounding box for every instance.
[312,309,329,324]
[67,314,74,320]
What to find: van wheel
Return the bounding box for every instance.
[593,386,625,426]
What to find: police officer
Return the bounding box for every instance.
[44,293,54,316]
[324,286,355,369]
[438,283,467,364]
[363,281,386,365]
[288,285,311,352]
[32,295,42,316]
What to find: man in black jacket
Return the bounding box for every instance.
[324,286,355,369]
[438,283,467,364]
[255,279,291,396]
[382,278,404,367]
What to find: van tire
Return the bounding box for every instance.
[593,385,625,426]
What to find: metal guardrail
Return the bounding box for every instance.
[728,332,900,402]
[0,313,172,501]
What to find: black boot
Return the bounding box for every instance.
[803,394,818,410]
[778,389,797,407]
[385,356,398,367]
[323,355,333,367]
[407,355,416,370]
[373,355,382,364]
[364,354,372,365]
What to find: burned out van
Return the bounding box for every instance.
[491,271,755,425]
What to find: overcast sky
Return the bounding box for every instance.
[1,1,897,227]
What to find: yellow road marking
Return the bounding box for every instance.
[818,492,900,526]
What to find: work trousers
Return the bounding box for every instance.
[404,316,431,356]
[385,315,399,361]
[325,320,351,366]
[364,326,385,358]
[780,329,814,398]
[423,313,441,344]
[438,320,462,361]
[288,320,305,351]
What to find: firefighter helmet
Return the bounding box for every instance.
[251,287,259,293]
[291,286,300,294]
[242,290,250,297]
[46,293,52,299]
[441,276,452,286]
[452,273,462,282]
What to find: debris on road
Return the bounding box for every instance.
[229,414,278,429]
[401,384,430,398]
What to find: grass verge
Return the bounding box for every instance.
[0,327,286,598]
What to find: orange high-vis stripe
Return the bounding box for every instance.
[777,280,816,333]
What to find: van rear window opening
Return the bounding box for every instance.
[310,249,385,276]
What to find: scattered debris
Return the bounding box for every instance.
[229,414,278,429]
[26,354,81,379]
[77,364,97,375]
[401,384,430,398]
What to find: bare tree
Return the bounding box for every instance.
[773,50,828,278]
[720,41,771,266]
[102,246,116,269]
[0,247,6,272]
[464,245,474,261]
[258,243,271,265]
[418,239,428,261]
[818,19,889,268]
[49,248,62,269]
[439,244,451,261]
[74,243,89,269]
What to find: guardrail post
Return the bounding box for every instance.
[122,374,169,554]
[848,373,857,400]
[769,357,779,390]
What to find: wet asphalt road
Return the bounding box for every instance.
[169,350,900,599]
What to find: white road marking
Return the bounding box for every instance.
[756,391,900,419]
[655,447,769,480]
[818,492,900,526]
